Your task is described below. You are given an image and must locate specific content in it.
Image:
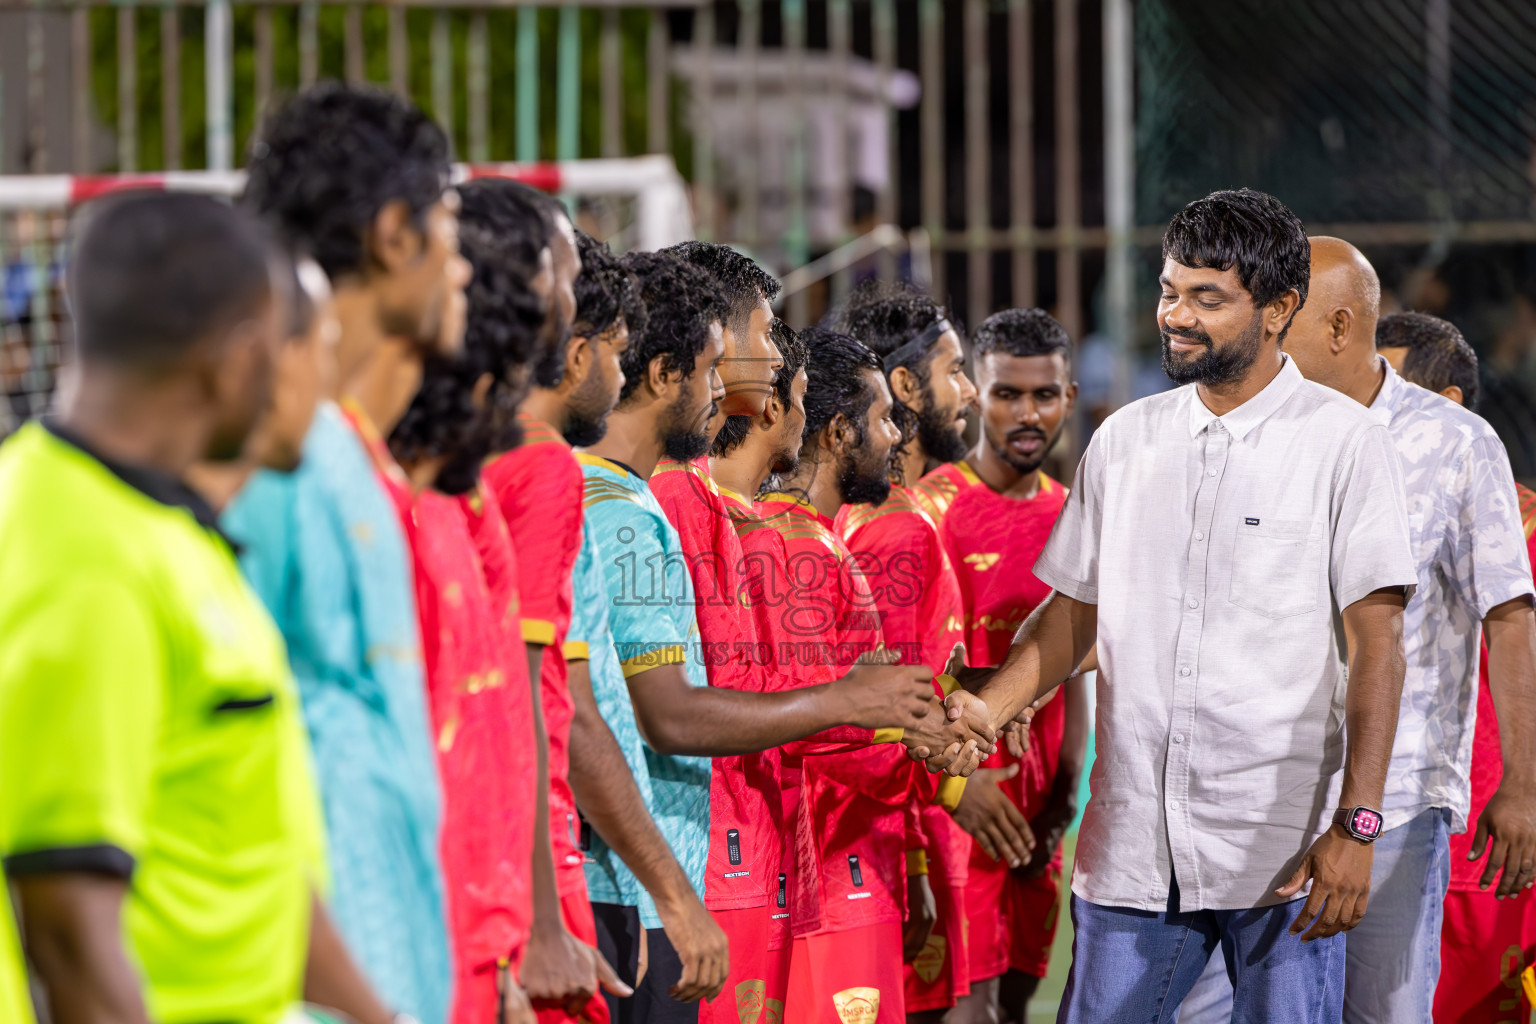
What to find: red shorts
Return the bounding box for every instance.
[963,858,1061,983]
[786,920,905,1023]
[700,905,793,1024]
[903,878,971,1012]
[1435,887,1536,1023]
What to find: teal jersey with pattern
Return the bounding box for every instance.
[577,455,711,921]
[570,521,653,919]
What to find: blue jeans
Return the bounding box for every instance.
[1058,880,1345,1024]
[1175,807,1451,1024]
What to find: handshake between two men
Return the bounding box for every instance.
[844,643,1046,779]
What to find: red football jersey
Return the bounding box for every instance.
[754,492,910,937]
[411,488,538,1014]
[1450,482,1536,891]
[650,458,784,912]
[837,487,970,887]
[916,461,1069,865]
[483,415,588,896]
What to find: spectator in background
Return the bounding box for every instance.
[229,82,470,1024]
[0,191,392,1024]
[1376,310,1481,408]
[1375,311,1536,1024]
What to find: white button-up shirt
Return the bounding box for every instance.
[1369,359,1535,834]
[1036,356,1417,912]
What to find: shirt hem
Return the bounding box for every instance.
[1335,570,1418,611]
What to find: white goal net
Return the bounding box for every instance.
[0,156,693,437]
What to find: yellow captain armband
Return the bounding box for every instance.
[935,775,968,811]
[872,727,905,744]
[521,619,557,646]
[935,673,961,696]
[906,849,929,875]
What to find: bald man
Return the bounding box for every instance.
[1180,238,1536,1024]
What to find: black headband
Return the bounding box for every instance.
[881,317,954,371]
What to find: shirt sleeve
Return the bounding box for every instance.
[1034,428,1107,604]
[490,447,585,648]
[1329,423,1419,609]
[1445,432,1536,619]
[0,576,165,877]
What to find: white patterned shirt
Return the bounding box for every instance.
[1035,356,1418,911]
[1369,359,1534,834]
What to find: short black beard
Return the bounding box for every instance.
[562,409,608,448]
[913,392,970,464]
[1161,313,1263,388]
[562,369,614,447]
[663,427,712,463]
[839,445,893,506]
[660,390,715,463]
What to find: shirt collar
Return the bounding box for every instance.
[40,417,234,545]
[1365,355,1402,427]
[1186,354,1305,442]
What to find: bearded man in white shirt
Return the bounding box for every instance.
[922,189,1419,1024]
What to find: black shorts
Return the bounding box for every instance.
[591,902,699,1024]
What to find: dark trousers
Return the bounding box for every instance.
[592,901,700,1024]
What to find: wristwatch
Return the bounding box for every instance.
[1333,805,1384,843]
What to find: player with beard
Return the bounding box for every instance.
[523,237,732,1019]
[579,255,947,1024]
[474,191,622,1024]
[388,179,624,1024]
[831,286,1041,1023]
[747,327,925,1024]
[231,82,470,1024]
[638,247,967,1024]
[912,309,1087,1024]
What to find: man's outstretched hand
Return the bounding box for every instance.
[836,654,936,733]
[1276,824,1373,942]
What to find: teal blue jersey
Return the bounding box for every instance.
[577,454,710,921]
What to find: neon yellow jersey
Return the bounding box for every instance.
[0,423,325,1024]
[0,885,34,1024]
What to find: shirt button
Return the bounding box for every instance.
[1207,469,1218,477]
[1173,733,1185,744]
[1194,531,1204,541]
[1179,666,1191,677]
[1187,597,1199,609]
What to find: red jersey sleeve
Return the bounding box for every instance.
[483,431,584,648]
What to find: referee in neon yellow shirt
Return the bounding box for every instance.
[0,193,396,1024]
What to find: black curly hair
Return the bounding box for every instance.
[972,307,1073,367]
[387,178,550,494]
[574,232,644,341]
[829,279,956,384]
[616,250,728,406]
[243,83,451,282]
[663,241,781,340]
[797,326,882,455]
[1162,188,1311,324]
[712,317,808,457]
[829,280,968,464]
[1376,311,1479,409]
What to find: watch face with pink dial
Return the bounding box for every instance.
[1350,807,1383,839]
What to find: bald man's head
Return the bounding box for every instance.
[1283,235,1383,392]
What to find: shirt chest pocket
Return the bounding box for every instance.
[1229,517,1320,619]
